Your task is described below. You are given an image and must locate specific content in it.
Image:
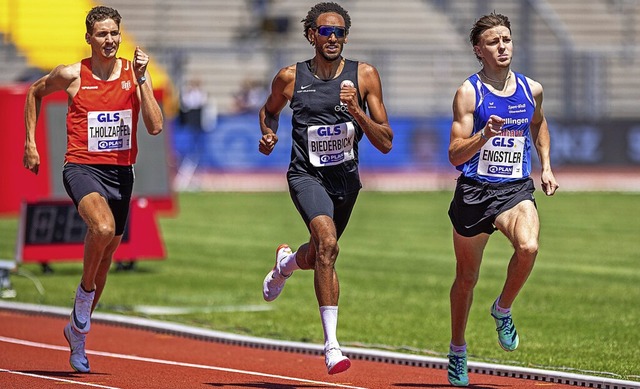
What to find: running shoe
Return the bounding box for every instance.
[447,350,468,386]
[63,323,90,373]
[491,301,519,351]
[262,244,293,302]
[325,347,351,375]
[70,286,94,334]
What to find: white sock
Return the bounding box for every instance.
[279,251,300,276]
[320,306,339,350]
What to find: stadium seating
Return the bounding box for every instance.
[0,0,638,118]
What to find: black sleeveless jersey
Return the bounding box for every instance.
[287,58,365,195]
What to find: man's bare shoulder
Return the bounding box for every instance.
[356,61,380,78]
[275,64,297,83]
[50,62,82,82]
[452,79,477,114]
[455,79,476,99]
[524,75,543,96]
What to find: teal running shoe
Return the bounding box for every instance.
[447,350,469,386]
[491,301,519,351]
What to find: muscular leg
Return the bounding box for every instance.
[91,235,121,312]
[307,215,340,307]
[494,200,539,308]
[77,193,117,293]
[450,230,489,346]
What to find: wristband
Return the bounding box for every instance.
[137,76,146,85]
[480,130,488,141]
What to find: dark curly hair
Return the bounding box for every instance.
[85,6,122,34]
[301,2,351,42]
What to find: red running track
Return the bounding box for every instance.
[0,309,583,388]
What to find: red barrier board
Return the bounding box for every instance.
[0,84,53,215]
[0,84,176,217]
[16,198,165,264]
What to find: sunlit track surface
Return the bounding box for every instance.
[1,302,638,389]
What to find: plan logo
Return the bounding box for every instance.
[488,165,513,175]
[319,153,344,164]
[98,139,123,150]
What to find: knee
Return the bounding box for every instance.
[455,270,479,291]
[515,239,539,259]
[316,236,339,266]
[89,222,116,241]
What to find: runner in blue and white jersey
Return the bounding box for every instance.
[445,12,559,387]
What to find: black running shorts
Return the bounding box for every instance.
[448,175,536,237]
[287,172,359,238]
[62,163,134,236]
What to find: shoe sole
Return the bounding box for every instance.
[447,379,469,387]
[63,325,90,373]
[328,357,351,375]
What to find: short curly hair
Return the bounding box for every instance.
[86,6,121,34]
[301,2,351,42]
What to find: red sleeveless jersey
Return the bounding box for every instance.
[65,58,140,165]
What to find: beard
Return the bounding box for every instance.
[319,44,343,62]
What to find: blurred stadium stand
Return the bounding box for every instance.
[3,0,638,118]
[1,0,639,190]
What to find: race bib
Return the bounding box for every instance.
[478,136,525,178]
[307,122,355,167]
[87,110,133,152]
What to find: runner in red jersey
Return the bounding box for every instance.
[65,57,141,165]
[23,6,163,374]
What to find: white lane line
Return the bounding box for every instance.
[0,336,368,389]
[0,369,121,388]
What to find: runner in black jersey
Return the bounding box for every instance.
[445,13,559,387]
[258,2,393,375]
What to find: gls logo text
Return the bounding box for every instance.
[317,126,342,136]
[97,113,121,123]
[491,137,515,148]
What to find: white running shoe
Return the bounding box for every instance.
[325,347,351,375]
[63,323,90,373]
[262,244,293,302]
[70,285,94,334]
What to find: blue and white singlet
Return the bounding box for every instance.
[456,72,536,184]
